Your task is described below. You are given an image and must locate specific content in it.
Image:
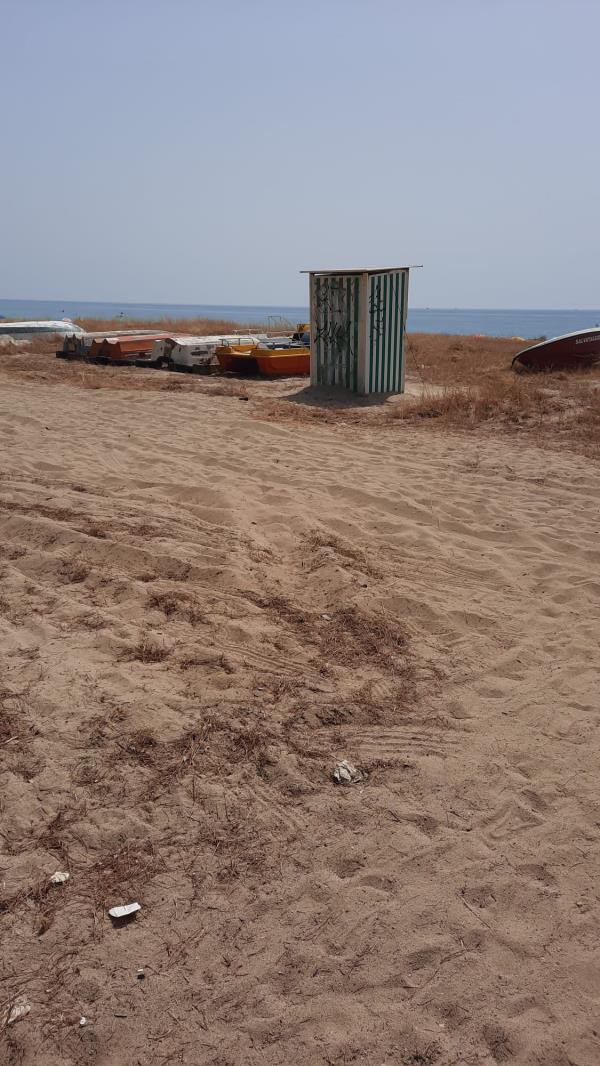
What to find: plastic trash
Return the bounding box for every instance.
[333,760,363,785]
[108,902,141,920]
[5,997,31,1026]
[49,871,70,885]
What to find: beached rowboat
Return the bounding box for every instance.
[0,319,84,341]
[58,330,164,360]
[90,334,170,364]
[513,327,600,371]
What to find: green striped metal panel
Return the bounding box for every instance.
[312,274,360,389]
[367,270,406,394]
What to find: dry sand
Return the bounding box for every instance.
[1,366,600,1065]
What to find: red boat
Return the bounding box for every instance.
[89,333,170,365]
[512,327,600,371]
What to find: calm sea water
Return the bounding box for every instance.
[1,298,599,339]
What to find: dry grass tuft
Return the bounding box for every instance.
[257,594,411,675]
[321,605,409,668]
[61,558,91,583]
[0,345,245,397]
[122,632,170,663]
[305,528,379,576]
[83,841,162,910]
[204,381,249,398]
[118,728,160,767]
[2,544,27,561]
[399,1040,442,1066]
[83,522,109,540]
[482,1023,514,1063]
[254,398,338,425]
[145,588,205,624]
[228,723,270,769]
[574,386,600,435]
[392,334,600,456]
[0,709,28,749]
[85,706,128,745]
[0,870,67,936]
[110,715,272,790]
[0,688,37,751]
[177,650,215,670]
[146,590,180,617]
[406,331,524,387]
[186,602,207,625]
[388,378,563,427]
[36,804,86,854]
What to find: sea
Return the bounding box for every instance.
[1,299,600,339]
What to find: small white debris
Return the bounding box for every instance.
[108,902,141,920]
[321,613,332,621]
[5,997,31,1026]
[49,871,70,885]
[333,759,363,785]
[79,1016,87,1027]
[136,968,145,980]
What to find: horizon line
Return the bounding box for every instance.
[1,297,600,314]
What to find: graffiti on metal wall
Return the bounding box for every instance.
[313,318,353,355]
[369,275,401,338]
[313,277,355,363]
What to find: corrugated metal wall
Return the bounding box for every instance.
[311,274,360,390]
[368,271,407,394]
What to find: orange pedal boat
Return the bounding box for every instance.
[215,344,260,374]
[216,344,310,378]
[255,348,310,377]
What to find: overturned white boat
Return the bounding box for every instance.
[0,319,84,341]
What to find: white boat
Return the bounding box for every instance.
[0,319,84,341]
[162,334,267,372]
[141,334,217,368]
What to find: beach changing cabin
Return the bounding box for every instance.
[304,267,411,395]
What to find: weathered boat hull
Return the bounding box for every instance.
[57,330,162,360]
[216,345,261,374]
[217,344,310,378]
[513,328,600,371]
[168,335,265,372]
[90,333,170,364]
[1,319,83,341]
[255,348,310,377]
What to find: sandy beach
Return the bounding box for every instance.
[1,349,600,1065]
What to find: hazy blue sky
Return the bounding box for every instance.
[2,0,599,308]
